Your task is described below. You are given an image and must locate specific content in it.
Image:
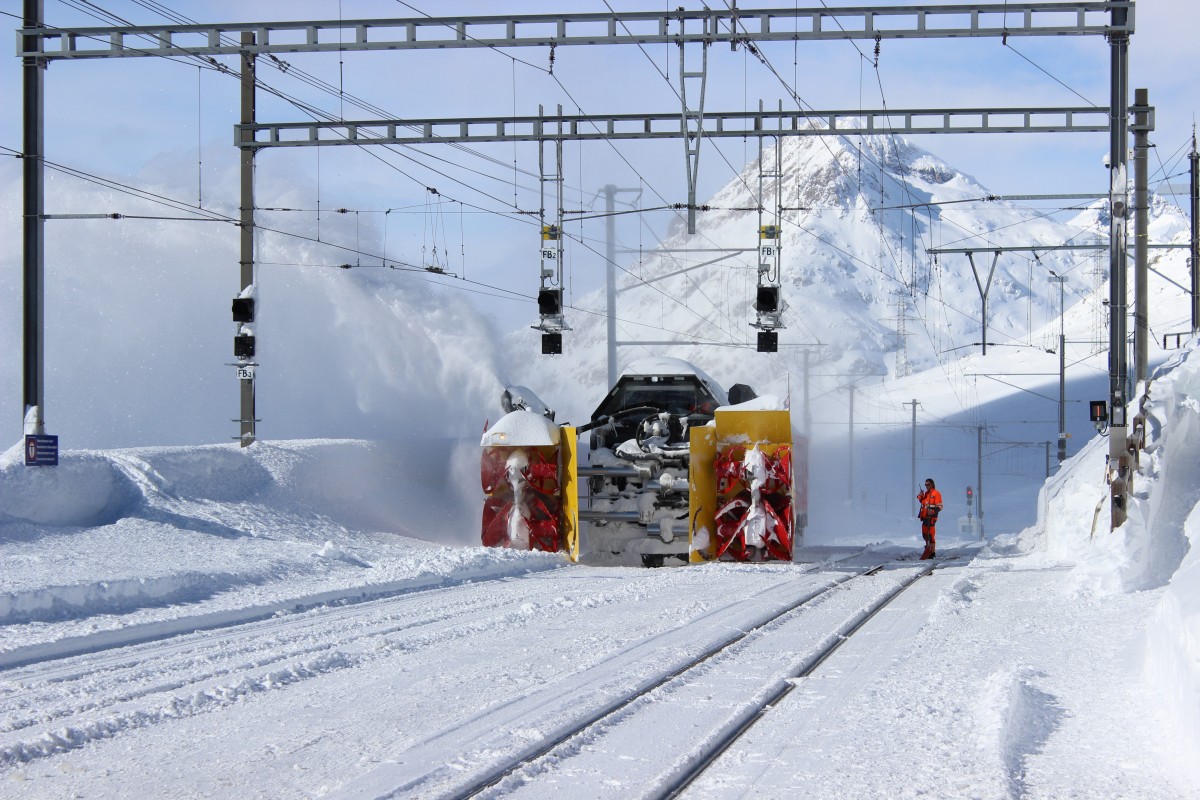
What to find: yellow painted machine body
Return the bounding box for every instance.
[689,409,797,563]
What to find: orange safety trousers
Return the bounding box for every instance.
[921,517,937,558]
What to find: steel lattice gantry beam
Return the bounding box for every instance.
[927,244,1186,253]
[17,3,1132,59]
[237,106,1111,148]
[16,1,1134,448]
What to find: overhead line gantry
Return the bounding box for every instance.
[19,1,1136,511]
[238,106,1112,147]
[17,3,1131,59]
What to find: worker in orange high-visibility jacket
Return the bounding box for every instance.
[917,478,943,560]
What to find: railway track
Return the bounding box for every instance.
[332,557,941,799]
[0,552,951,797]
[655,559,940,800]
[0,560,863,777]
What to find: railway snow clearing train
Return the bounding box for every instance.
[480,357,808,566]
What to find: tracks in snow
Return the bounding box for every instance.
[0,568,581,766]
[332,559,938,800]
[0,555,946,798]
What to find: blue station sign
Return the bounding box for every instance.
[25,434,59,466]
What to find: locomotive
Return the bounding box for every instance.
[481,357,807,566]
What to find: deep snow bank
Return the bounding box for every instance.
[0,438,481,538]
[0,437,499,637]
[1133,345,1200,764]
[992,339,1200,771]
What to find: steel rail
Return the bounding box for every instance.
[0,565,559,672]
[453,556,886,799]
[656,558,939,799]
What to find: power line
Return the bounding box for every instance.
[47,0,559,212]
[1001,40,1103,109]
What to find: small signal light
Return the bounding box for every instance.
[538,289,563,316]
[234,334,255,359]
[1090,399,1110,432]
[232,297,255,323]
[756,286,780,314]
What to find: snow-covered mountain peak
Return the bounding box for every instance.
[701,131,990,223]
[508,131,1112,421]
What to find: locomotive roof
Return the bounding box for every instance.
[619,357,727,402]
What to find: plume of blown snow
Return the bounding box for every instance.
[0,157,509,449]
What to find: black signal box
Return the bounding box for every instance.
[232,297,255,323]
[756,286,780,314]
[234,334,256,359]
[538,289,563,316]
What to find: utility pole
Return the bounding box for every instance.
[22,0,45,437]
[605,185,617,388]
[237,33,257,446]
[895,294,911,377]
[1191,129,1199,332]
[1108,1,1131,529]
[977,424,985,534]
[1050,274,1068,463]
[903,399,920,516]
[847,383,857,503]
[752,123,785,351]
[1132,88,1153,386]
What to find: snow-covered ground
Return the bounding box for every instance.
[2,336,1199,797]
[2,130,1196,799]
[2,3,1198,793]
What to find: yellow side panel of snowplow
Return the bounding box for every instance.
[714,409,792,446]
[689,426,717,563]
[712,409,795,563]
[560,426,580,562]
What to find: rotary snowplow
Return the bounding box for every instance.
[480,358,807,566]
